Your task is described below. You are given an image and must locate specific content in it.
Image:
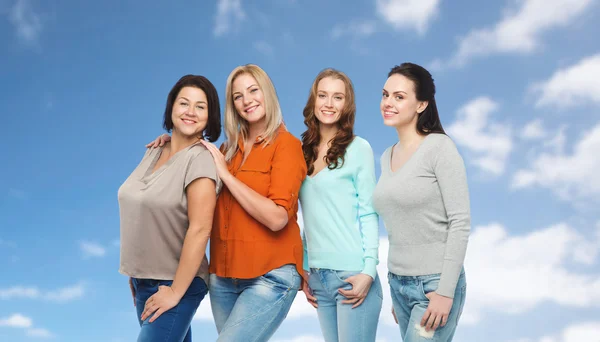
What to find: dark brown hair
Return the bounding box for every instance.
[388,63,445,135]
[301,69,356,175]
[163,74,221,142]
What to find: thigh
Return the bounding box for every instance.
[405,273,467,342]
[217,265,301,342]
[137,278,207,342]
[337,274,383,342]
[309,271,338,342]
[209,274,239,333]
[388,273,411,339]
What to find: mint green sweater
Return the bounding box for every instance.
[299,136,379,279]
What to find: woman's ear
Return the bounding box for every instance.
[417,100,429,114]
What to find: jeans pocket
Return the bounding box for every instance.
[419,274,441,300]
[261,264,300,290]
[333,270,359,283]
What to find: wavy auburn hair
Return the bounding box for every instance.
[301,68,356,175]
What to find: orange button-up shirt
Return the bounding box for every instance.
[209,126,307,280]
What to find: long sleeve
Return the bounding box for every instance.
[354,140,380,279]
[433,137,471,298]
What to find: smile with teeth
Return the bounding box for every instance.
[181,118,197,124]
[383,110,398,117]
[321,110,336,116]
[245,105,259,114]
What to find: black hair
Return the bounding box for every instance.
[388,63,445,135]
[163,74,221,142]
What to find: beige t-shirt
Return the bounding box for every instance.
[118,143,220,283]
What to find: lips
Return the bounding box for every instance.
[383,110,398,118]
[320,110,336,116]
[245,105,259,114]
[181,118,197,124]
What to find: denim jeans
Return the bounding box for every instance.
[209,264,301,342]
[132,277,208,342]
[388,271,467,342]
[308,268,383,342]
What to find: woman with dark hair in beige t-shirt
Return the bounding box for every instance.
[118,74,222,342]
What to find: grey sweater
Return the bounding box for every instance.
[372,133,470,298]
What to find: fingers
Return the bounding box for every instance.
[341,297,360,305]
[351,297,365,309]
[141,300,158,321]
[149,308,165,323]
[420,309,432,327]
[431,314,443,331]
[441,313,448,327]
[338,288,354,297]
[425,312,437,331]
[392,308,398,324]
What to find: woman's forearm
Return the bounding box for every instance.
[221,173,288,231]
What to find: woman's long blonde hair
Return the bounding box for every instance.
[223,64,284,161]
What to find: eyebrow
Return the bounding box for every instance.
[178,96,207,105]
[233,84,258,96]
[382,89,407,95]
[317,90,346,95]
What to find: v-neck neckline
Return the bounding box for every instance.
[141,143,194,181]
[308,165,328,179]
[388,134,431,174]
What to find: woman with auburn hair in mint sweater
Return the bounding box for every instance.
[300,68,383,342]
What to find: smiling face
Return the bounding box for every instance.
[314,77,346,127]
[231,73,266,125]
[381,74,427,128]
[171,86,208,137]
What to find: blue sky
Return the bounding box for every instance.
[1,0,600,341]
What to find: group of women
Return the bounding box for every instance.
[117,62,471,342]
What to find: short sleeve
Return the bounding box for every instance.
[184,147,220,193]
[267,134,308,219]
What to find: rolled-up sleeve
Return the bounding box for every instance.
[267,134,307,219]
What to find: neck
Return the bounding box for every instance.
[247,117,267,142]
[395,123,421,148]
[169,130,202,155]
[319,124,339,146]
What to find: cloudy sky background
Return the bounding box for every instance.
[1,0,599,341]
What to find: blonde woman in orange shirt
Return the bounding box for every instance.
[149,65,307,341]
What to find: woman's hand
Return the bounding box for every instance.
[145,134,171,148]
[421,292,453,331]
[302,271,318,308]
[200,140,231,180]
[392,307,398,324]
[129,278,136,307]
[141,285,182,323]
[338,273,373,308]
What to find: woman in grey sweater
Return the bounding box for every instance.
[372,63,470,342]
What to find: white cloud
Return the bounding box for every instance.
[446,0,593,67]
[462,222,600,324]
[0,313,32,328]
[512,123,600,200]
[80,241,106,258]
[253,41,274,57]
[513,321,600,342]
[9,0,42,46]
[375,0,440,35]
[0,283,84,303]
[0,286,40,299]
[331,20,377,40]
[532,54,600,109]
[44,283,85,303]
[26,328,54,338]
[214,0,245,37]
[521,119,547,140]
[447,96,513,175]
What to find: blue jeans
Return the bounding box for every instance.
[308,268,383,342]
[132,277,208,342]
[388,271,467,342]
[208,264,301,342]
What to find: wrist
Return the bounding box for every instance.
[170,285,185,300]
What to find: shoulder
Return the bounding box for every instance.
[347,136,374,158]
[274,129,302,149]
[186,143,214,164]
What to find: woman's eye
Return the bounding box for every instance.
[318,94,326,98]
[180,102,188,106]
[196,106,204,110]
[335,96,343,101]
[395,96,403,100]
[250,88,258,93]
